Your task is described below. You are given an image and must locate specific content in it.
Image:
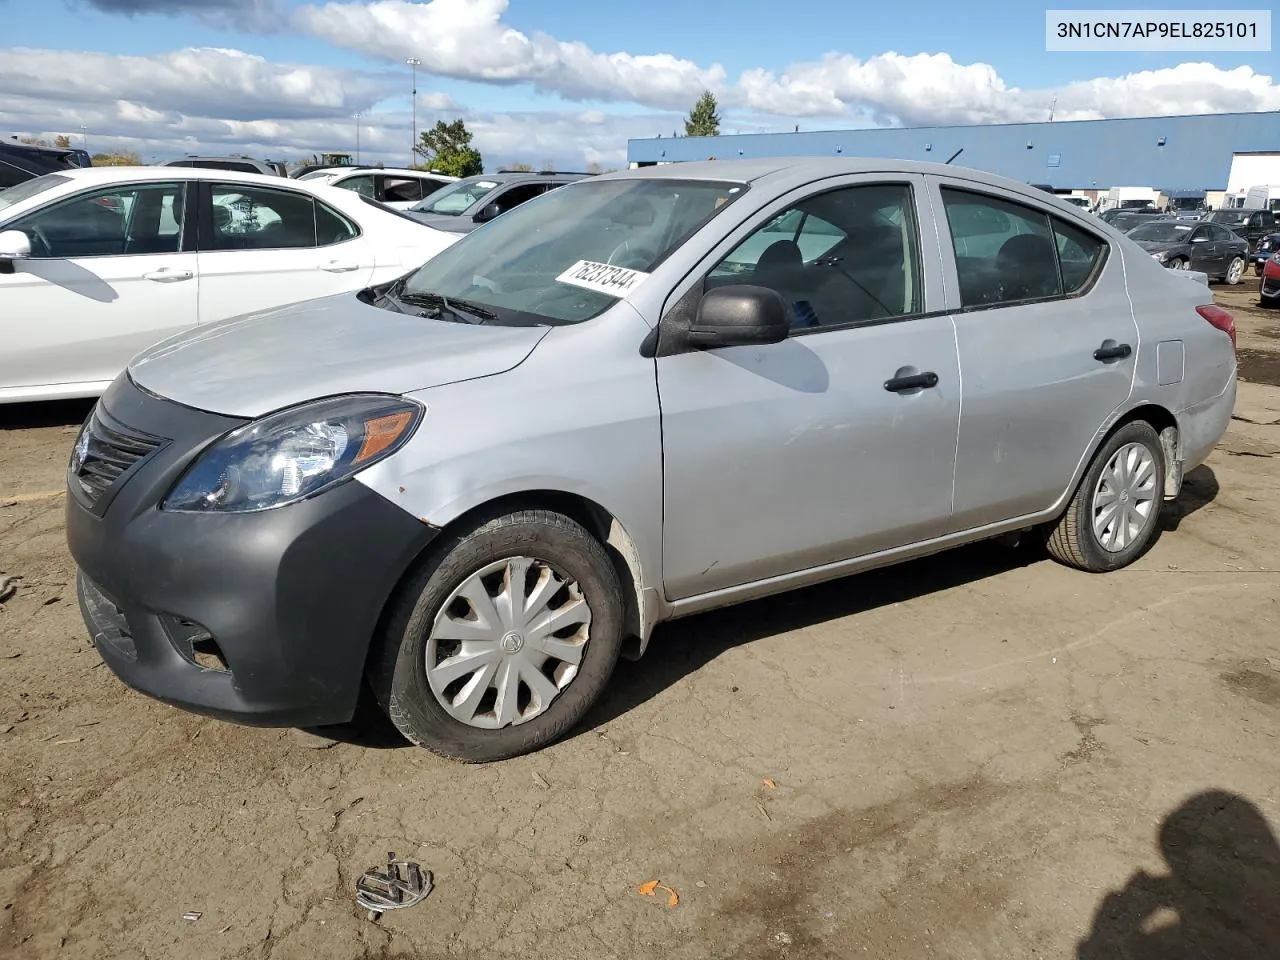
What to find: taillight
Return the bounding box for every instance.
[1196,304,1236,350]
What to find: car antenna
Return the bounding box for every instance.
[945,148,964,165]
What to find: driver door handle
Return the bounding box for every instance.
[1093,342,1133,361]
[142,268,194,283]
[320,260,359,273]
[884,371,939,393]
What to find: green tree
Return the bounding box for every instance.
[413,119,483,178]
[91,151,143,166]
[53,134,73,149]
[19,136,50,147]
[502,163,533,172]
[684,91,721,138]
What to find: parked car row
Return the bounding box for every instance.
[0,166,461,402]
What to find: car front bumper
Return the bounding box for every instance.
[65,375,438,728]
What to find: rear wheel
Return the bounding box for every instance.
[1225,256,1246,285]
[1045,421,1165,573]
[370,509,625,762]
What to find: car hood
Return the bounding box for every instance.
[1134,239,1185,253]
[127,293,550,419]
[405,212,476,234]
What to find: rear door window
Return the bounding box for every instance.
[942,189,1065,306]
[208,184,317,250]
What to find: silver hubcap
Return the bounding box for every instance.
[425,557,591,729]
[1228,258,1244,283]
[1092,442,1158,553]
[1173,259,1188,270]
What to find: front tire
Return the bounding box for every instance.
[1046,421,1165,573]
[370,509,625,762]
[1168,257,1189,271]
[1225,256,1246,285]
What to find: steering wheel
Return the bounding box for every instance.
[606,240,657,271]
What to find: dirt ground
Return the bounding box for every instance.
[2,285,1279,960]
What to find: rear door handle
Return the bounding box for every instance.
[320,260,359,273]
[142,268,194,283]
[884,371,939,393]
[1093,342,1133,362]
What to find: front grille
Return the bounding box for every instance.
[70,406,165,506]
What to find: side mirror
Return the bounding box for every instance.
[474,202,500,223]
[687,285,790,348]
[0,229,31,274]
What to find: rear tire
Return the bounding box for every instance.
[369,509,625,762]
[1046,421,1165,573]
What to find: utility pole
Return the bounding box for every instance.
[354,112,361,164]
[407,58,421,168]
[1049,96,1057,122]
[80,124,89,158]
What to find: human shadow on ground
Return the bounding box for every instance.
[1077,789,1280,959]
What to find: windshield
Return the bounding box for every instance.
[1207,211,1248,226]
[1129,222,1193,242]
[411,178,500,215]
[0,173,71,214]
[399,178,745,324]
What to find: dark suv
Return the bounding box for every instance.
[0,141,89,190]
[405,170,590,234]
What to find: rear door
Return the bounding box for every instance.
[0,180,197,395]
[931,180,1136,530]
[195,180,376,322]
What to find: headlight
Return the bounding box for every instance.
[1152,250,1170,261]
[162,394,423,513]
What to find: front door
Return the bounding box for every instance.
[195,181,375,323]
[1187,224,1222,275]
[931,181,1137,530]
[657,178,961,600]
[0,180,197,396]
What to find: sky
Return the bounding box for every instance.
[2,0,1277,171]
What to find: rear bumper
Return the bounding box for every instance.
[1180,372,1237,473]
[66,375,438,728]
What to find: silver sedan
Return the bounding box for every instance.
[67,158,1237,760]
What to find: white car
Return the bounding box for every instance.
[297,168,458,210]
[0,166,460,403]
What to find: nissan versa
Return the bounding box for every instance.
[66,159,1237,762]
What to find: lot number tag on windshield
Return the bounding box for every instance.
[555,260,650,298]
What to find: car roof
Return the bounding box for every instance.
[55,166,295,186]
[331,167,458,179]
[594,157,1079,194]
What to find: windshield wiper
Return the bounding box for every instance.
[397,291,499,324]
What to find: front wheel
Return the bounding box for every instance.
[1045,421,1165,573]
[1225,256,1246,285]
[1168,257,1189,271]
[370,509,625,762]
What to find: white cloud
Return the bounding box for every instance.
[294,0,726,108]
[734,53,1280,125]
[0,47,397,121]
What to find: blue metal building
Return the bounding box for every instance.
[626,111,1280,194]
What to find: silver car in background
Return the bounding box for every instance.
[66,158,1237,761]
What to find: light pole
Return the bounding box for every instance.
[354,112,361,164]
[406,57,421,168]
[80,124,89,158]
